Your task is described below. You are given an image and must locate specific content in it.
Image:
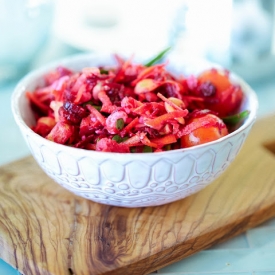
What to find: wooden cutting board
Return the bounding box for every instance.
[1,113,275,275]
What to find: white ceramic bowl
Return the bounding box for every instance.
[11,53,258,207]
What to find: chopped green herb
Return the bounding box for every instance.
[112,135,121,142]
[83,101,102,111]
[222,110,250,125]
[100,68,109,75]
[130,147,137,153]
[92,105,102,111]
[144,47,171,67]
[143,146,153,153]
[116,118,125,130]
[112,135,129,143]
[121,136,129,142]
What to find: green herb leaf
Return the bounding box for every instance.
[143,146,153,153]
[112,135,129,143]
[83,101,102,111]
[121,136,129,142]
[100,68,109,75]
[112,135,121,142]
[130,147,137,153]
[116,118,125,130]
[92,105,102,111]
[144,47,172,67]
[222,110,250,125]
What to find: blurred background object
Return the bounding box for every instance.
[1,0,274,86]
[0,0,53,86]
[169,0,233,66]
[54,0,183,59]
[169,0,275,83]
[231,0,273,64]
[52,0,275,83]
[229,0,275,83]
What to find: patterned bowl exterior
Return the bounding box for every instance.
[11,53,258,207]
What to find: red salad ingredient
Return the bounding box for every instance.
[27,55,244,153]
[180,110,229,148]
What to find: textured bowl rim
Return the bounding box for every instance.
[11,52,259,158]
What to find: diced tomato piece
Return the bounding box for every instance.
[46,122,75,144]
[34,116,56,137]
[180,114,228,148]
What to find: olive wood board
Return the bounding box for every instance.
[1,113,275,275]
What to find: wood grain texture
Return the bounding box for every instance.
[0,113,275,275]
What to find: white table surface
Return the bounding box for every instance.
[1,37,275,275]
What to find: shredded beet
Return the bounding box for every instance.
[27,54,244,153]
